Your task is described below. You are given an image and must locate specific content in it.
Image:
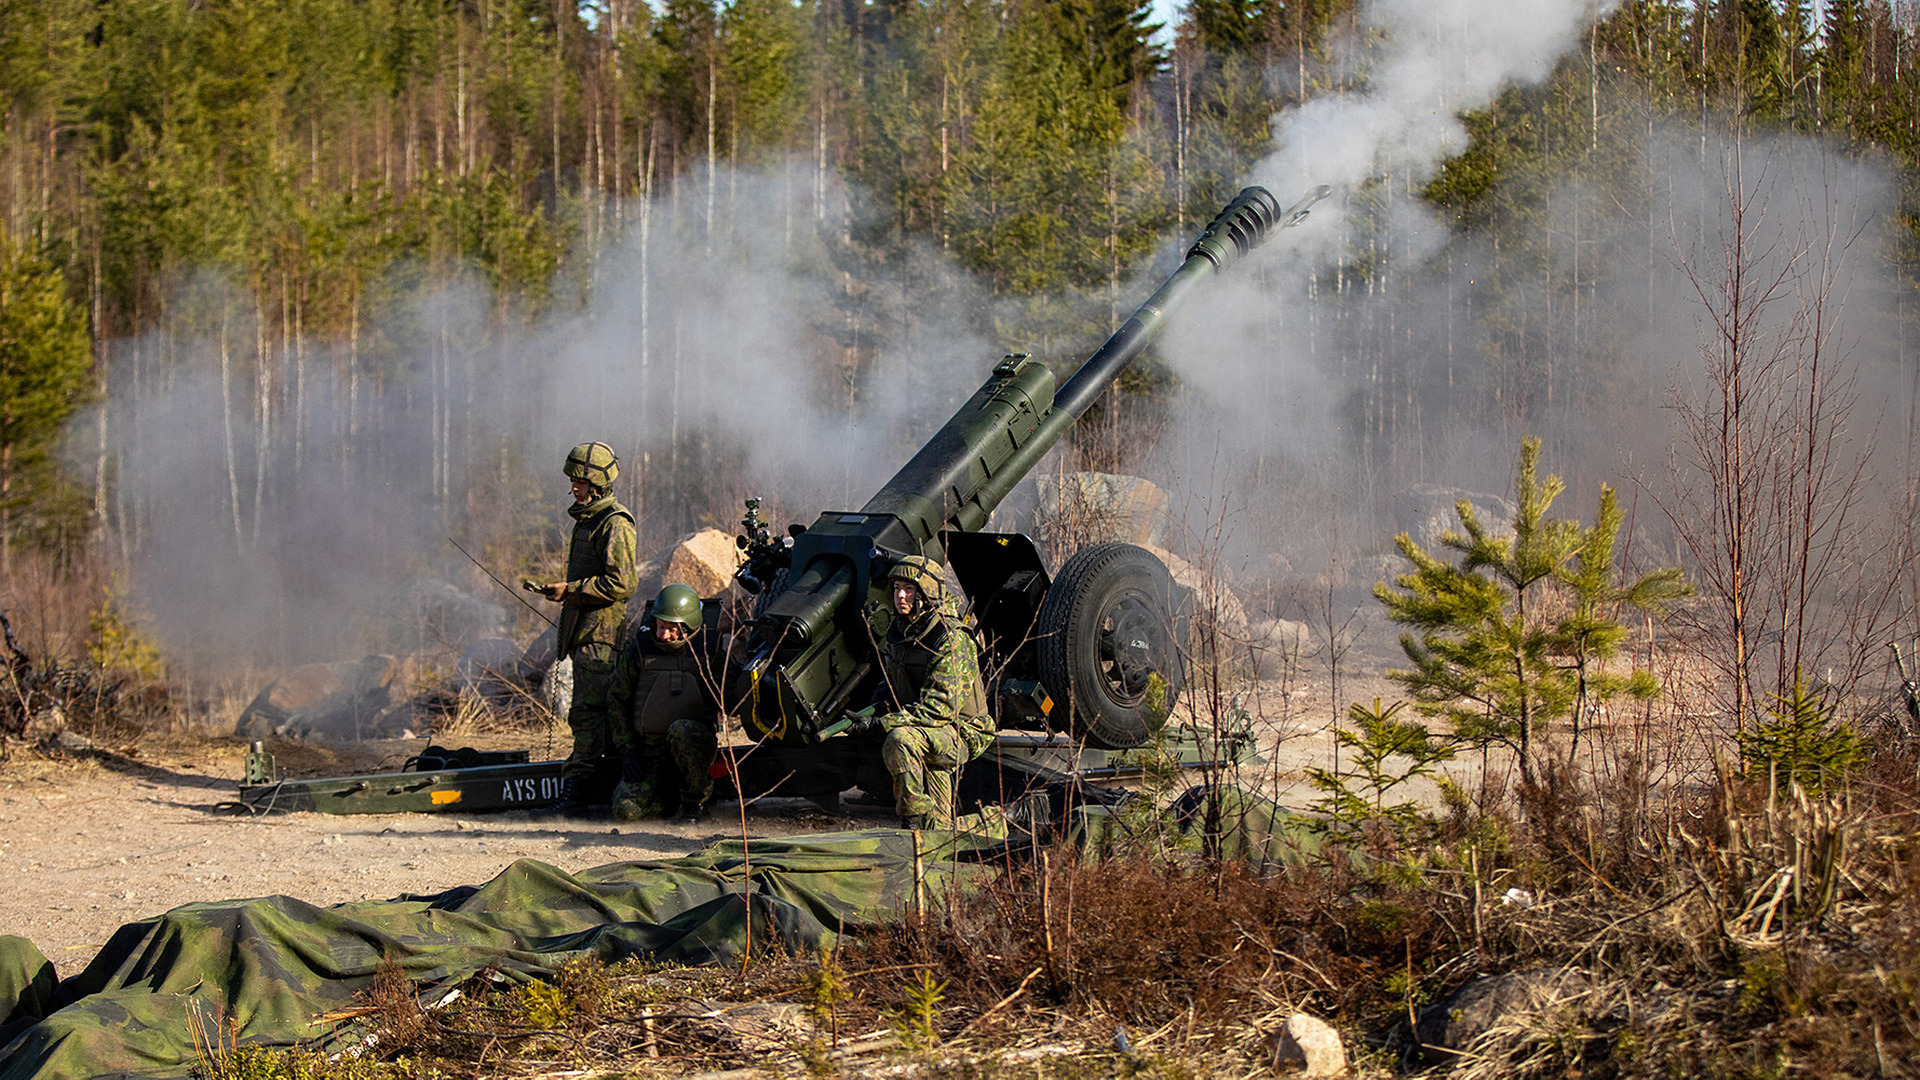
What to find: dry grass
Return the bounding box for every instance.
[21,514,1920,1079]
[149,671,1920,1079]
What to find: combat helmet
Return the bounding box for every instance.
[652,583,703,635]
[564,441,619,489]
[887,555,947,612]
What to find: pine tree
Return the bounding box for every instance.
[0,230,93,565]
[1186,0,1267,56]
[1046,0,1167,105]
[724,0,813,161]
[1821,0,1865,118]
[1374,438,1688,784]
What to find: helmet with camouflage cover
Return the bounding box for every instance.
[887,555,946,612]
[652,583,703,634]
[564,441,619,489]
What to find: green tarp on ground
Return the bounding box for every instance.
[0,829,999,1080]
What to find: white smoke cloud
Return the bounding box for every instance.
[1150,0,1632,575]
[1256,0,1621,197]
[92,165,1001,675]
[1147,0,1916,623]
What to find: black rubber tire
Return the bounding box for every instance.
[1036,543,1185,750]
[750,567,791,621]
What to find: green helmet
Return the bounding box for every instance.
[887,556,946,607]
[564,441,619,488]
[652,583,703,635]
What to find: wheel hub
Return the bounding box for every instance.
[1097,595,1168,706]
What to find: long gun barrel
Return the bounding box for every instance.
[867,185,1328,547]
[736,185,1328,741]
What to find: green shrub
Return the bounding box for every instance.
[1308,697,1452,845]
[1739,673,1867,796]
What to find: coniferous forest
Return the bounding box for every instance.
[15,8,1920,1076]
[2,0,1919,698]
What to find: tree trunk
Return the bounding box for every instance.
[220,307,245,556]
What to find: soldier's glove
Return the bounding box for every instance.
[842,708,884,738]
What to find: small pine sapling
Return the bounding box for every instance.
[888,969,949,1050]
[1374,437,1688,785]
[1308,697,1453,848]
[1738,671,1867,796]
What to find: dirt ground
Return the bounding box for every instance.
[0,652,1408,984]
[0,738,904,982]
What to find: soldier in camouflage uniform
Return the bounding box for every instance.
[871,556,995,829]
[609,584,722,824]
[538,441,638,813]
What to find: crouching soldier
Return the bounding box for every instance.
[608,584,722,825]
[868,556,995,829]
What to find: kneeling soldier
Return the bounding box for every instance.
[869,556,995,829]
[608,584,722,824]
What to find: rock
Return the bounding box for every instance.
[1270,1011,1346,1075]
[1141,544,1251,674]
[545,655,574,723]
[632,528,743,608]
[1393,484,1517,554]
[386,579,507,653]
[679,1000,814,1053]
[22,706,65,741]
[51,730,93,753]
[520,627,560,673]
[1033,472,1169,548]
[459,638,534,705]
[1417,966,1593,1052]
[1247,617,1312,679]
[235,655,396,740]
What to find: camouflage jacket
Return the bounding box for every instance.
[608,628,719,744]
[557,493,637,659]
[876,600,993,754]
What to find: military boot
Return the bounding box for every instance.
[554,774,595,817]
[673,800,710,825]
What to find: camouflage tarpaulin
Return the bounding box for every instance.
[0,828,999,1080]
[1172,784,1327,869]
[0,939,56,1051]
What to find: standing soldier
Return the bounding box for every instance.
[867,556,995,829]
[538,441,637,814]
[609,584,722,824]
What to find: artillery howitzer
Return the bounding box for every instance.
[731,184,1326,755]
[234,185,1326,816]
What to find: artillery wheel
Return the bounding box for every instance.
[1036,543,1185,750]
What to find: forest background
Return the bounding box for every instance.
[1,0,1918,730]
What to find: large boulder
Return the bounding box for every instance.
[1141,544,1252,673]
[1394,484,1517,554]
[459,637,540,706]
[1034,472,1170,549]
[235,655,396,740]
[383,579,508,653]
[632,528,743,607]
[1246,617,1312,679]
[544,655,574,724]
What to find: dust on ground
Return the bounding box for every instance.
[0,736,893,981]
[0,635,1429,984]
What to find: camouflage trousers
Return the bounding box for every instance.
[562,647,617,782]
[612,719,719,821]
[879,722,971,822]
